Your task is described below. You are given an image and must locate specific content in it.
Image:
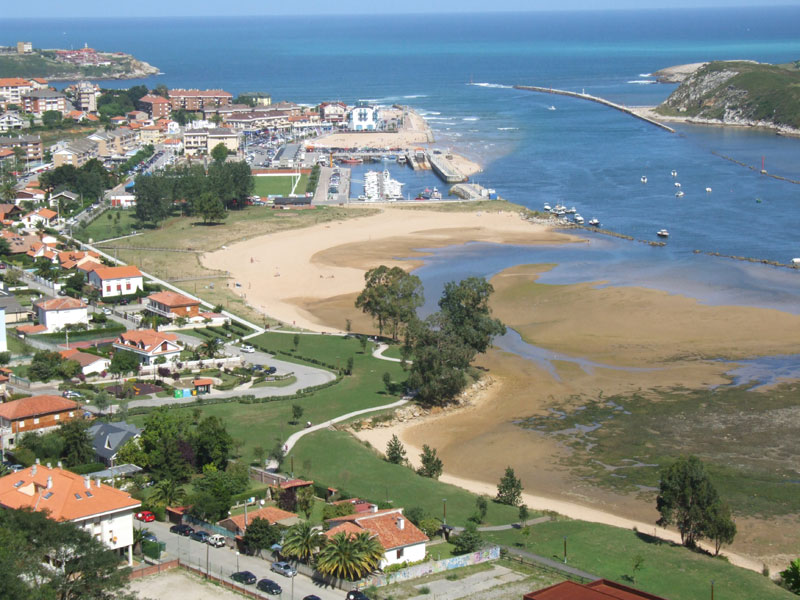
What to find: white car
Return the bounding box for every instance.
[240,344,255,353]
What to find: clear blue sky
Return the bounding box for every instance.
[2,0,799,18]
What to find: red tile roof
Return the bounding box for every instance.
[0,395,79,421]
[16,324,47,335]
[193,378,213,386]
[523,581,671,600]
[77,260,103,273]
[147,290,199,308]
[139,94,170,104]
[0,465,139,522]
[324,521,363,541]
[169,89,233,98]
[219,506,298,533]
[326,508,428,551]
[0,78,32,87]
[60,349,107,368]
[279,479,314,490]
[34,297,86,311]
[91,265,142,280]
[116,329,178,354]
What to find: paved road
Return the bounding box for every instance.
[371,343,405,363]
[143,520,346,600]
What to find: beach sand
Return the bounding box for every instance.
[201,207,577,332]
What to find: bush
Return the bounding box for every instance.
[68,462,106,475]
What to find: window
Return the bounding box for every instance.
[68,412,74,417]
[33,418,39,424]
[126,283,131,290]
[19,420,24,427]
[74,493,82,500]
[397,548,404,559]
[116,285,121,292]
[106,286,111,293]
[54,414,59,421]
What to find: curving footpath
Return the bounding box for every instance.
[283,397,409,454]
[372,343,404,363]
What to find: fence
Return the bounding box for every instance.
[182,514,237,540]
[359,546,501,589]
[249,466,288,487]
[128,558,179,580]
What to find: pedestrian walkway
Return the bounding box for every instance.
[503,545,598,582]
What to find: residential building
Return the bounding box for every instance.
[137,94,171,119]
[49,190,79,209]
[320,101,347,123]
[60,348,110,376]
[0,230,44,255]
[225,110,291,132]
[72,81,99,113]
[88,129,137,159]
[348,102,380,131]
[57,249,101,270]
[22,90,67,117]
[0,395,81,450]
[22,207,58,229]
[25,240,58,261]
[169,89,233,111]
[523,580,670,600]
[146,290,201,320]
[0,134,43,161]
[239,92,272,107]
[17,42,33,55]
[87,421,142,467]
[33,297,88,333]
[325,508,429,567]
[87,265,143,298]
[218,506,299,536]
[0,203,23,220]
[183,127,240,156]
[113,329,181,365]
[53,138,98,168]
[0,310,6,353]
[0,77,34,104]
[0,295,29,324]
[139,125,164,145]
[0,112,25,133]
[0,464,140,565]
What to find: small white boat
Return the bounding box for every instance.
[548,105,556,111]
[657,229,669,237]
[641,176,648,184]
[566,206,577,214]
[675,191,684,198]
[674,182,681,188]
[574,214,584,224]
[397,155,407,165]
[543,203,552,212]
[588,218,600,226]
[671,170,678,177]
[705,187,712,193]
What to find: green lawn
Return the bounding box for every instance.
[483,521,794,600]
[75,208,139,243]
[252,175,309,197]
[289,429,522,527]
[252,376,297,388]
[6,330,33,357]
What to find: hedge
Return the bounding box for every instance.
[69,462,107,475]
[253,344,339,372]
[32,323,126,343]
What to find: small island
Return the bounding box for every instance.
[0,41,159,80]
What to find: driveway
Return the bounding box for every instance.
[142,520,345,600]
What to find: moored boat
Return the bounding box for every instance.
[657,229,669,237]
[588,218,600,226]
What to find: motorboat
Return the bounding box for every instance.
[641,176,647,183]
[397,155,407,165]
[543,203,552,212]
[548,105,557,111]
[674,182,681,188]
[671,170,677,177]
[588,218,600,226]
[566,206,577,214]
[657,229,669,237]
[574,214,584,224]
[675,191,684,198]
[706,187,712,193]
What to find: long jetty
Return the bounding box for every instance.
[514,85,676,133]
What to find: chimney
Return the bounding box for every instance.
[31,464,37,476]
[46,476,52,489]
[84,475,91,490]
[95,478,101,488]
[35,458,40,465]
[46,462,51,469]
[57,461,63,469]
[397,517,405,530]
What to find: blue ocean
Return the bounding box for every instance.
[4,8,800,349]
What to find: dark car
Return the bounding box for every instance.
[345,592,371,600]
[231,571,257,585]
[169,524,194,536]
[142,531,158,543]
[303,596,322,600]
[190,530,210,543]
[256,579,282,595]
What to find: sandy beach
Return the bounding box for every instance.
[202,207,576,332]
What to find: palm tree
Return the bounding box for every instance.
[316,531,383,581]
[132,527,149,555]
[282,521,326,564]
[0,176,16,203]
[33,257,56,280]
[200,337,222,358]
[149,479,187,507]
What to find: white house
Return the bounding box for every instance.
[60,348,111,376]
[87,265,143,298]
[112,329,182,365]
[348,102,380,131]
[33,296,88,333]
[0,464,140,565]
[325,508,429,568]
[0,112,25,133]
[21,208,58,229]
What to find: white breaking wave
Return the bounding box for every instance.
[463,117,480,121]
[403,94,428,99]
[627,80,657,85]
[470,82,513,89]
[497,127,519,131]
[639,73,653,77]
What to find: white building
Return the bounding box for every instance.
[112,329,182,365]
[348,102,380,131]
[87,265,143,298]
[0,464,140,565]
[33,297,88,333]
[60,348,111,376]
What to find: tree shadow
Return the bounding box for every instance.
[191,221,224,227]
[634,530,665,546]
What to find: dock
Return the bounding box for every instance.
[427,152,468,183]
[514,85,676,133]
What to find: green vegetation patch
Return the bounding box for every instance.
[517,382,800,518]
[75,209,140,243]
[252,175,309,197]
[484,521,795,600]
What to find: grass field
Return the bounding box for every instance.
[75,208,139,243]
[483,521,794,600]
[518,382,800,518]
[252,175,309,197]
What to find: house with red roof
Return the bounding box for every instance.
[523,580,671,600]
[137,94,171,119]
[0,395,82,451]
[57,249,101,270]
[0,464,140,565]
[113,329,181,365]
[326,507,429,567]
[218,505,299,537]
[33,296,88,333]
[145,290,202,321]
[87,265,143,298]
[22,207,58,229]
[60,348,110,376]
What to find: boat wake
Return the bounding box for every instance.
[470,82,513,89]
[497,127,519,131]
[627,79,657,85]
[403,94,428,99]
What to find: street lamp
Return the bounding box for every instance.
[236,551,240,572]
[711,580,715,600]
[563,536,568,564]
[442,499,447,524]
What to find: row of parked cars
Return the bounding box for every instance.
[169,522,226,547]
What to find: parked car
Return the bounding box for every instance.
[302,596,322,600]
[207,534,226,548]
[190,530,210,543]
[231,571,257,585]
[256,579,282,595]
[142,531,158,543]
[267,366,277,375]
[345,592,371,600]
[102,307,112,315]
[270,561,296,577]
[62,390,83,399]
[135,511,155,522]
[169,523,194,536]
[240,344,254,353]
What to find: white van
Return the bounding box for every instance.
[207,534,226,548]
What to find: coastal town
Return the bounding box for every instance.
[0,24,800,600]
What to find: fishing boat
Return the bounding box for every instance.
[675,191,684,198]
[588,218,600,226]
[574,214,584,224]
[705,187,712,193]
[548,105,557,111]
[674,182,681,188]
[657,229,669,237]
[340,156,363,164]
[543,203,552,212]
[641,175,647,183]
[671,170,678,177]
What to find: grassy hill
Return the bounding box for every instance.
[656,60,800,129]
[0,50,156,80]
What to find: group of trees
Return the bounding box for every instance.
[97,85,148,119]
[133,159,253,226]
[38,159,114,200]
[15,419,96,469]
[0,507,133,600]
[356,267,505,406]
[384,435,443,480]
[28,350,82,382]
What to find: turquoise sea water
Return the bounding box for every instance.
[4,9,800,382]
